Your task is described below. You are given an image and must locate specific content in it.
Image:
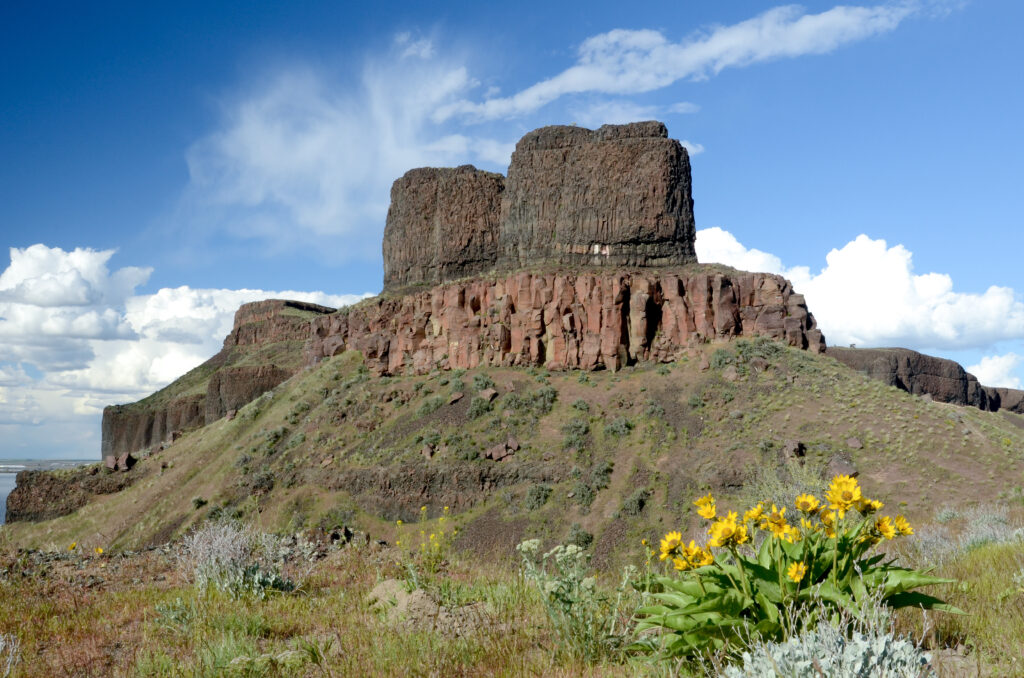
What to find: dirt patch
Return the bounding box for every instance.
[455,508,530,559]
[368,579,493,637]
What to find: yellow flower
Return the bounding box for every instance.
[764,505,790,539]
[894,515,914,536]
[429,533,436,541]
[875,515,897,540]
[641,539,648,546]
[421,506,427,513]
[672,556,691,572]
[820,509,837,538]
[800,517,817,532]
[744,503,765,523]
[69,542,77,551]
[825,475,862,518]
[856,498,884,515]
[396,520,403,526]
[794,494,820,514]
[660,530,683,561]
[694,494,716,520]
[94,547,104,555]
[708,511,749,547]
[693,546,714,567]
[787,561,808,583]
[779,525,801,543]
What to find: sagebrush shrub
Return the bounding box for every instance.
[723,624,934,678]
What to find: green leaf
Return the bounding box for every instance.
[884,591,964,614]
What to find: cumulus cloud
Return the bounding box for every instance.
[967,354,1023,390]
[696,228,1024,352]
[0,244,369,447]
[435,3,917,122]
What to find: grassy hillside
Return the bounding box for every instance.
[8,338,1024,561]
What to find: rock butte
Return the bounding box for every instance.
[94,121,1023,463]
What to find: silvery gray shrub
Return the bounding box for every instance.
[722,624,934,678]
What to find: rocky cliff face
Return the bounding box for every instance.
[499,121,696,270]
[827,347,1024,414]
[382,166,505,291]
[381,122,696,292]
[308,267,824,375]
[101,300,335,459]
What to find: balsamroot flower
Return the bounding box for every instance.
[794,494,820,514]
[787,561,808,583]
[660,531,683,561]
[856,497,884,514]
[694,494,716,520]
[825,475,862,518]
[744,503,765,523]
[708,511,749,548]
[894,515,913,536]
[875,515,897,540]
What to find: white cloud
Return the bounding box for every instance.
[696,228,1024,352]
[967,354,1023,390]
[435,3,917,122]
[0,245,369,454]
[184,49,514,253]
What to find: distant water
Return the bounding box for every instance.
[0,473,16,524]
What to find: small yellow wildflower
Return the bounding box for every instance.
[825,475,862,518]
[692,546,714,567]
[856,497,884,514]
[787,561,808,583]
[641,538,648,546]
[744,502,765,523]
[764,505,790,539]
[396,519,403,526]
[429,533,436,541]
[894,515,913,536]
[694,493,716,520]
[875,515,897,540]
[672,556,691,571]
[800,517,817,532]
[779,525,801,543]
[660,530,683,561]
[708,511,749,547]
[421,505,427,513]
[794,494,820,514]
[820,509,837,538]
[94,547,104,555]
[69,542,77,551]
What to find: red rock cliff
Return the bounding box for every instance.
[101,299,334,459]
[307,268,824,375]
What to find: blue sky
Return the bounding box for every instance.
[2,0,1023,458]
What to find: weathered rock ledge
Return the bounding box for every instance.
[827,347,1024,414]
[308,267,824,375]
[101,299,335,459]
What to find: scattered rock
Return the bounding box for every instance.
[780,440,806,461]
[225,409,237,421]
[845,437,863,450]
[104,456,117,471]
[699,357,711,372]
[116,453,136,472]
[825,454,858,479]
[320,456,334,468]
[421,444,435,460]
[448,391,464,404]
[479,388,499,402]
[506,436,520,451]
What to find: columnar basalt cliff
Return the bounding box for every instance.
[827,347,1024,414]
[101,300,334,459]
[499,121,696,270]
[381,122,695,292]
[308,269,824,375]
[382,166,505,291]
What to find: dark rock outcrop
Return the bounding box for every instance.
[380,122,696,291]
[6,467,139,522]
[827,346,1024,414]
[499,122,696,270]
[382,166,504,291]
[101,299,334,459]
[308,268,824,375]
